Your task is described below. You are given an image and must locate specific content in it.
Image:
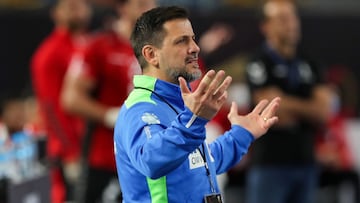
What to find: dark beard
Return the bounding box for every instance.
[167,68,201,83]
[67,21,88,33]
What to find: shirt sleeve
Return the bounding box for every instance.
[209,125,254,174]
[79,38,103,82]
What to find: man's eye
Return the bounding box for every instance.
[176,38,187,44]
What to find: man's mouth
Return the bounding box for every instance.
[186,58,198,64]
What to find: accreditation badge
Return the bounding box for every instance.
[204,193,223,203]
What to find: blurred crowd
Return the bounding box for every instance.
[2,0,360,11]
[0,0,360,203]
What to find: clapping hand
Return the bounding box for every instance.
[228,97,281,139]
[179,69,232,120]
[179,69,280,138]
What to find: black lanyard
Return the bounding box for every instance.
[134,86,217,193]
[199,143,216,193]
[134,86,179,114]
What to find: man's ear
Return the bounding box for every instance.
[142,45,159,67]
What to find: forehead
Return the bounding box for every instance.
[264,1,296,19]
[58,0,86,7]
[162,18,194,38]
[57,0,88,12]
[127,0,156,8]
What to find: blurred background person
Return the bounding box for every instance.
[244,1,333,203]
[0,92,27,137]
[61,0,156,202]
[314,65,360,203]
[157,0,222,13]
[0,92,27,187]
[0,92,39,201]
[30,0,92,202]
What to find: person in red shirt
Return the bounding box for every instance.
[61,0,156,202]
[30,0,91,202]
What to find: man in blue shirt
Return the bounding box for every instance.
[114,6,280,203]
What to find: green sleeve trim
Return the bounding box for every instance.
[147,176,168,203]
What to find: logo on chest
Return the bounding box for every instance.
[273,62,314,84]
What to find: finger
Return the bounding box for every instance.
[228,101,238,118]
[261,97,281,118]
[216,91,228,106]
[213,76,232,97]
[179,77,191,94]
[252,99,269,115]
[202,75,212,86]
[263,116,279,129]
[203,70,226,98]
[195,70,216,94]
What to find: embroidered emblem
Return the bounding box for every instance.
[141,113,160,125]
[298,62,313,83]
[247,61,267,85]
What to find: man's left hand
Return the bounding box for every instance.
[228,97,281,139]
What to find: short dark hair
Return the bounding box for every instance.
[258,0,299,23]
[130,6,189,69]
[114,0,128,5]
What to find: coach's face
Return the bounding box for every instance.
[157,18,202,84]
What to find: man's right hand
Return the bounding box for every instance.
[179,70,232,120]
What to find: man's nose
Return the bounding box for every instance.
[189,39,200,54]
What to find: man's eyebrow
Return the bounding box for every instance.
[178,34,196,39]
